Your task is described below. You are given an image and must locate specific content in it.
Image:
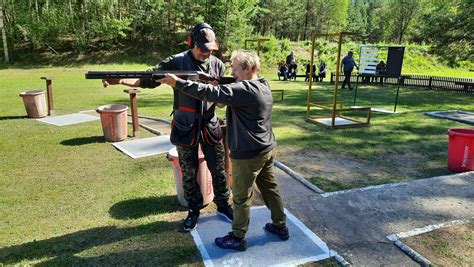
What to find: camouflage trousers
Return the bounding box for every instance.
[176,141,229,211]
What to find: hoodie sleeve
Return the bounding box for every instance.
[175,78,250,106]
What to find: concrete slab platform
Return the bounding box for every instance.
[191,206,331,267]
[315,117,361,126]
[351,106,398,114]
[36,113,99,126]
[425,110,474,125]
[112,135,174,159]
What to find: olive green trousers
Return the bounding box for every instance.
[231,149,286,238]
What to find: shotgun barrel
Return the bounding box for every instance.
[85,71,235,84]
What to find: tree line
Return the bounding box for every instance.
[0,0,472,65]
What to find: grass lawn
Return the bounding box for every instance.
[402,223,473,266]
[267,72,474,191]
[0,64,473,265]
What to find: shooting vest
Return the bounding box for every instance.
[167,50,224,147]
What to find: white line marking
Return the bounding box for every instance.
[284,208,330,253]
[190,229,214,267]
[322,171,474,197]
[387,217,474,241]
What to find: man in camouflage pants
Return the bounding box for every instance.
[102,23,233,231]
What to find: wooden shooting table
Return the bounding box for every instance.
[123,88,141,137]
[41,77,54,115]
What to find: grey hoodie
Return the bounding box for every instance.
[175,77,277,159]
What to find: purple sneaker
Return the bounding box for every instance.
[264,223,289,240]
[215,232,247,251]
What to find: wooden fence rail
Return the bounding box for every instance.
[329,73,474,94]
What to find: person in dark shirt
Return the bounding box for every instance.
[305,62,316,82]
[288,60,298,80]
[101,23,232,232]
[277,60,288,81]
[375,60,386,84]
[341,51,358,90]
[318,61,327,82]
[286,50,296,65]
[159,50,288,251]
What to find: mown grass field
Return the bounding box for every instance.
[0,63,473,265]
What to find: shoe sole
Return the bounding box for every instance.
[216,211,232,223]
[215,242,247,251]
[264,226,289,241]
[182,224,197,232]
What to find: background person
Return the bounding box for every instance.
[318,61,327,82]
[341,51,358,90]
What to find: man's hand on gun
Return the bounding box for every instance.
[101,79,121,88]
[157,73,179,88]
[158,73,226,108]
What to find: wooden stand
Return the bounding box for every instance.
[123,88,141,137]
[40,77,54,115]
[244,38,270,56]
[306,32,371,129]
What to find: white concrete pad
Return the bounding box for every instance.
[316,117,361,126]
[112,135,174,159]
[425,110,474,125]
[191,206,331,266]
[36,113,99,126]
[351,106,398,114]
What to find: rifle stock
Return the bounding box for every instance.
[85,71,235,84]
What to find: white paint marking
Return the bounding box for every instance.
[190,229,214,267]
[387,217,473,241]
[284,208,330,254]
[322,172,474,197]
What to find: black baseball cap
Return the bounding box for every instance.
[194,28,218,52]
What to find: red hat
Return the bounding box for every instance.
[194,28,218,52]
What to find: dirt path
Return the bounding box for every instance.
[275,147,434,190]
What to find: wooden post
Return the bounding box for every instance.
[41,77,54,115]
[332,32,344,127]
[306,33,316,119]
[124,89,141,137]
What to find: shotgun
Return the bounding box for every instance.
[85,70,236,84]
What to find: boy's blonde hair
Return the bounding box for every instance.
[230,50,260,73]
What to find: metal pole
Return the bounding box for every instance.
[306,33,316,119]
[353,75,359,106]
[394,77,401,112]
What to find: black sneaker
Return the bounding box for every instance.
[217,205,233,222]
[264,223,290,240]
[215,232,247,251]
[182,209,200,232]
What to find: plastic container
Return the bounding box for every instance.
[96,104,128,142]
[19,90,47,118]
[167,146,214,207]
[447,128,474,172]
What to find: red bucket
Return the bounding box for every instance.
[447,128,474,172]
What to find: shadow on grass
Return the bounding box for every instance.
[109,195,181,220]
[0,115,28,121]
[60,136,105,146]
[0,220,199,265]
